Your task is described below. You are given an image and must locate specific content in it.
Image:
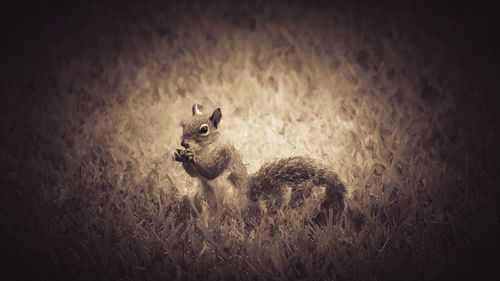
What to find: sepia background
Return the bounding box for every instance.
[1,1,499,280]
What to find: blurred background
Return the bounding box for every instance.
[1,1,499,280]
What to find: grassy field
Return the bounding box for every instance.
[1,2,499,280]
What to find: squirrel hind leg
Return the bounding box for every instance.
[288,181,314,208]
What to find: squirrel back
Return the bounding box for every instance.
[174,104,347,223]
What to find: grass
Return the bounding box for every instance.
[1,2,499,280]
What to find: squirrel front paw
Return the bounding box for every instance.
[173,149,183,162]
[183,148,194,161]
[173,148,194,162]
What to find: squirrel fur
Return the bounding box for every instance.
[174,104,347,224]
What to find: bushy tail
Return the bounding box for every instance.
[247,156,347,222]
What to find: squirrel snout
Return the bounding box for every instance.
[181,139,189,148]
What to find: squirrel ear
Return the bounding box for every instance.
[192,104,202,116]
[209,108,222,128]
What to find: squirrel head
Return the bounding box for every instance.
[180,104,222,152]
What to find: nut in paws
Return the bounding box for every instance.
[173,148,194,162]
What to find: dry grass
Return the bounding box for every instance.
[1,2,499,280]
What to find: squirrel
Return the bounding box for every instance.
[173,104,347,224]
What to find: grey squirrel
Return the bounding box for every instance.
[174,104,347,224]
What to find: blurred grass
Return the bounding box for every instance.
[1,1,499,280]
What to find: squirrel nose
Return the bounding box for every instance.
[181,139,189,148]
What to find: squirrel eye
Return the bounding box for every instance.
[198,124,209,136]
